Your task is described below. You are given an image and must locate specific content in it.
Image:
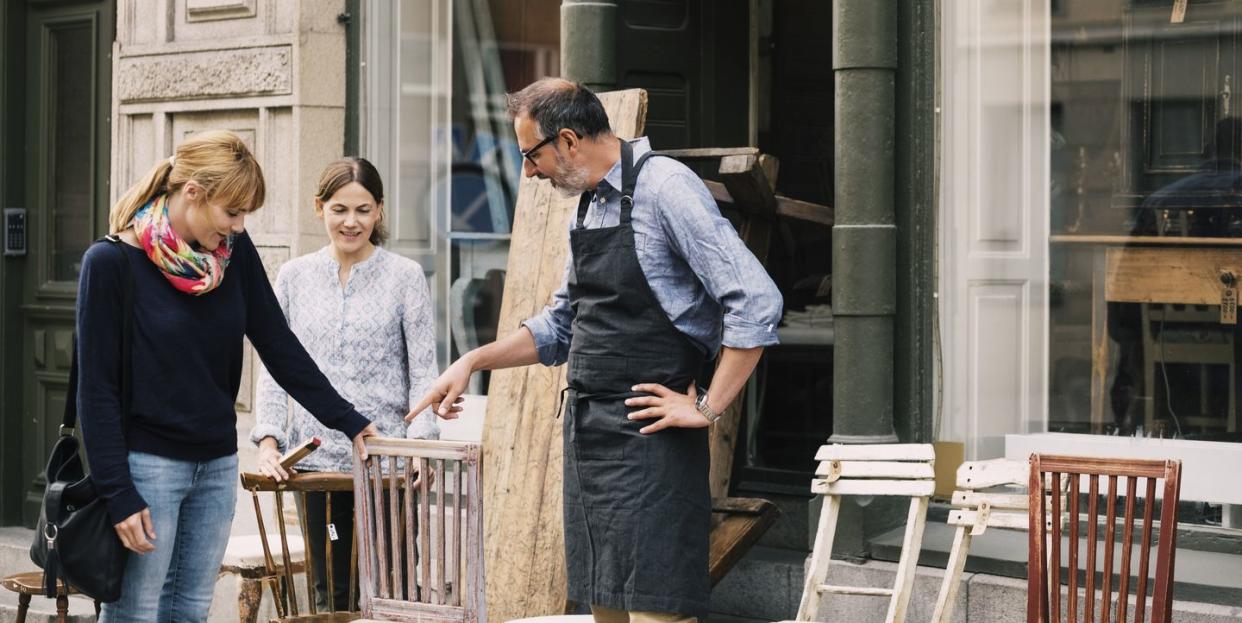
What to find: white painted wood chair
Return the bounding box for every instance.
[790,443,936,623]
[928,459,1031,623]
[928,458,1067,623]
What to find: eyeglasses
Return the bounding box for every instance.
[520,134,559,165]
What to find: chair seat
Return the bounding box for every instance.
[1,570,78,596]
[219,533,306,575]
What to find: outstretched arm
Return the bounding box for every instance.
[406,326,542,421]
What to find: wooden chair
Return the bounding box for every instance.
[929,459,1064,623]
[1,571,99,623]
[352,438,484,623]
[791,443,936,623]
[1027,454,1183,623]
[236,470,360,622]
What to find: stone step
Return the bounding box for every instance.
[0,528,38,578]
[709,545,805,621]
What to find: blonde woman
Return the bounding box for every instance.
[251,157,442,610]
[77,131,378,621]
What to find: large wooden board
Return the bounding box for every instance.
[481,89,649,623]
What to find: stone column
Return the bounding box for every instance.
[560,0,617,90]
[831,0,899,445]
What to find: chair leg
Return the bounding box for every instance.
[796,495,841,621]
[930,526,972,623]
[886,496,930,623]
[55,594,68,623]
[16,593,31,623]
[238,577,263,623]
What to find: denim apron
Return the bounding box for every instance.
[562,141,711,618]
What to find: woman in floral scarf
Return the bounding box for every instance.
[77,130,378,621]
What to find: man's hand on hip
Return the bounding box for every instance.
[626,381,710,434]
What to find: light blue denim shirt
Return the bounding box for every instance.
[523,137,783,366]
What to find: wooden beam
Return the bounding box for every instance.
[656,147,760,159]
[702,180,834,227]
[707,497,779,586]
[719,154,778,217]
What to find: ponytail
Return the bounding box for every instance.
[109,159,172,234]
[108,130,265,234]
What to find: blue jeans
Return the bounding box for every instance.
[99,451,238,623]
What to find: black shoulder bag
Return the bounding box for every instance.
[29,235,133,602]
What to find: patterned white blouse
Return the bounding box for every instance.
[250,246,440,472]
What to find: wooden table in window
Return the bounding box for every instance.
[1050,235,1242,436]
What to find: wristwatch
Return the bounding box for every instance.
[695,392,721,425]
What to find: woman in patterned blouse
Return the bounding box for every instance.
[250,157,445,610]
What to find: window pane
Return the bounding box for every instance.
[1049,1,1242,445]
[441,0,560,389]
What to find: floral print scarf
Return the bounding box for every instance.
[132,194,233,295]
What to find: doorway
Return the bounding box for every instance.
[0,0,114,526]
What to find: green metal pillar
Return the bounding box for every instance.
[561,0,617,90]
[831,0,899,444]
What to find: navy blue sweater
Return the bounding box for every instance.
[76,234,371,524]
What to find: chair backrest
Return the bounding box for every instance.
[1027,454,1182,623]
[930,460,1032,623]
[797,443,936,623]
[947,458,1058,534]
[239,471,359,621]
[353,438,484,623]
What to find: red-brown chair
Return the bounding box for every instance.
[1027,454,1182,623]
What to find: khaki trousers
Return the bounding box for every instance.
[590,605,697,623]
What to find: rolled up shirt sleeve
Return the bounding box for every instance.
[657,170,783,349]
[521,252,575,367]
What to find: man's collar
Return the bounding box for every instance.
[595,137,651,197]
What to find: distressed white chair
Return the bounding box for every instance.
[928,458,1069,623]
[789,443,936,623]
[353,438,485,623]
[928,459,1032,623]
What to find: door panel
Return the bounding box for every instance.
[941,0,1050,460]
[615,0,749,151]
[17,0,113,526]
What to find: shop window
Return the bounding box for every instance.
[1051,0,1242,529]
[1048,1,1242,444]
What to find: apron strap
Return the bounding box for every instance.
[621,144,662,225]
[576,140,662,227]
[575,190,593,229]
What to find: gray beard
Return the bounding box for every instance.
[550,156,591,199]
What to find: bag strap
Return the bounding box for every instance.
[41,481,68,597]
[62,236,134,435]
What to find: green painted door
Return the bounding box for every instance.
[11,0,113,527]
